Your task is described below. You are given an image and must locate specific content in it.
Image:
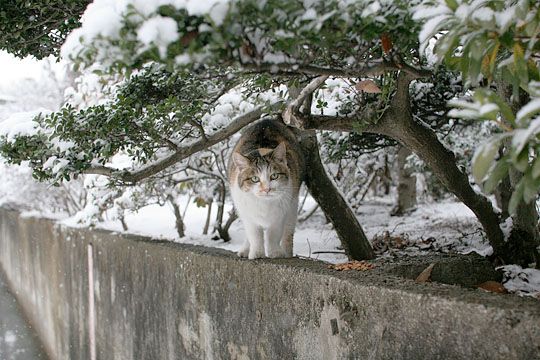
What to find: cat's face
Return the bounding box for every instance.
[232,143,291,198]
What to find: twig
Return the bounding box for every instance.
[298,204,319,223]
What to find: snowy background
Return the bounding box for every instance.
[0,49,538,299]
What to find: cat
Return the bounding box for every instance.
[228,118,304,259]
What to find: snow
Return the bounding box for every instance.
[361,2,381,18]
[184,0,230,25]
[57,193,492,265]
[3,330,16,344]
[516,98,540,126]
[0,51,44,84]
[478,103,498,117]
[61,0,126,59]
[0,109,50,141]
[499,265,540,298]
[417,15,448,54]
[61,0,232,61]
[472,7,494,23]
[137,16,180,58]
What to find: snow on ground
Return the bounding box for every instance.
[61,192,489,264]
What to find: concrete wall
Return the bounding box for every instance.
[0,208,539,360]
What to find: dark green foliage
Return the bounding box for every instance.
[322,132,397,162]
[412,69,464,129]
[0,0,89,59]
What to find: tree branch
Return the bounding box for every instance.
[242,59,431,79]
[283,76,329,128]
[83,102,282,183]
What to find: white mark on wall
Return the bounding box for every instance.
[227,342,250,360]
[198,312,215,360]
[87,244,96,360]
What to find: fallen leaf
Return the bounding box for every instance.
[477,281,508,294]
[415,263,435,283]
[329,261,375,271]
[355,80,381,93]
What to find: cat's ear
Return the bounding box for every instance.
[233,152,250,168]
[272,142,287,165]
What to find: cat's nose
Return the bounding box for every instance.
[261,187,271,194]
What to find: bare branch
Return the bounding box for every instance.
[84,165,117,177]
[187,119,207,141]
[242,59,431,79]
[243,60,395,78]
[391,70,417,109]
[283,76,328,128]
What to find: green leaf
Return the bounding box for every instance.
[444,0,458,11]
[483,158,510,193]
[513,148,530,172]
[532,156,540,178]
[522,172,539,204]
[472,140,500,184]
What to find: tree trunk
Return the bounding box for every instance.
[302,72,507,262]
[168,197,186,238]
[507,168,540,267]
[392,145,417,216]
[214,184,226,232]
[495,173,511,219]
[119,214,128,231]
[379,103,506,260]
[216,209,238,242]
[203,198,213,235]
[298,130,375,260]
[382,152,391,195]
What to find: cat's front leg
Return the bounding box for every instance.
[280,199,298,257]
[244,222,265,259]
[237,238,250,258]
[265,223,287,258]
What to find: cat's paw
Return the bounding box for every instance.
[248,248,265,259]
[267,248,288,258]
[237,247,249,258]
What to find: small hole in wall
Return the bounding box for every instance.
[330,318,339,335]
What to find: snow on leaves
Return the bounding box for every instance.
[61,0,420,74]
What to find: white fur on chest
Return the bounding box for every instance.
[231,185,292,228]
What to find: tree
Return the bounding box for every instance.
[415,0,540,266]
[0,0,90,59]
[1,0,539,265]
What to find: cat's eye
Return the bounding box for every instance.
[270,173,279,180]
[250,176,260,183]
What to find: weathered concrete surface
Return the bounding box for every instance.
[0,208,539,360]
